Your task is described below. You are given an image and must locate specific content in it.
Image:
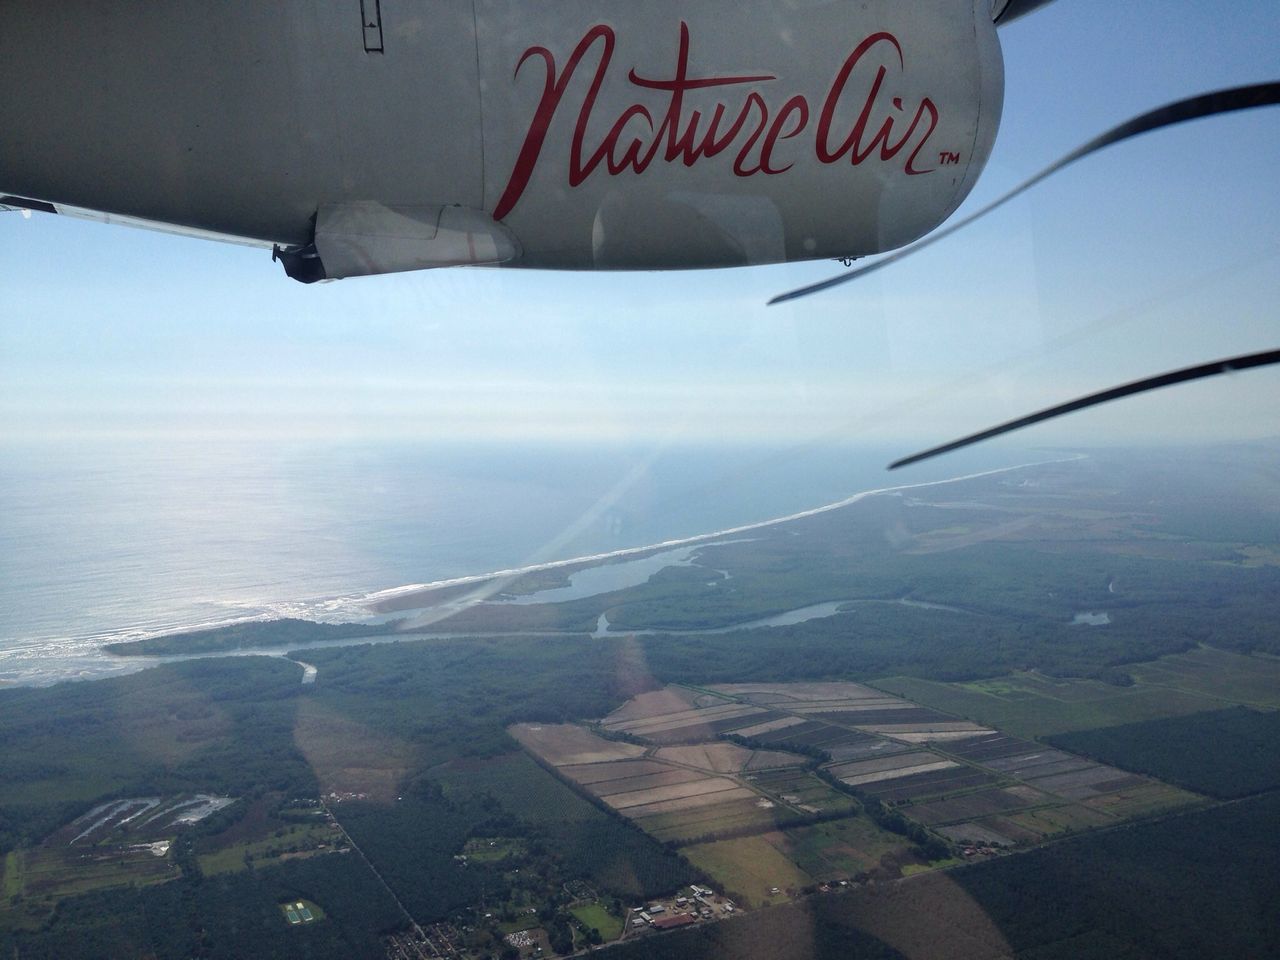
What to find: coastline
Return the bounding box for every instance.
[3,452,1083,687]
[362,453,1085,618]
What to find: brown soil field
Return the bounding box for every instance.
[856,722,990,736]
[617,785,756,817]
[557,760,668,785]
[842,761,960,787]
[655,742,757,773]
[826,752,937,779]
[590,768,707,797]
[606,776,740,810]
[599,686,702,725]
[734,715,810,737]
[508,723,647,766]
[607,703,766,736]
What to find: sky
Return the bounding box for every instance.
[2,0,1278,455]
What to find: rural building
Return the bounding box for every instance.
[653,914,697,931]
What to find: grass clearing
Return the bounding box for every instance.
[781,817,907,879]
[2,850,24,898]
[684,834,813,907]
[17,845,177,902]
[197,822,339,876]
[876,647,1280,739]
[570,902,622,940]
[434,752,604,824]
[1129,647,1280,707]
[874,674,1222,739]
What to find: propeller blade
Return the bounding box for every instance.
[993,0,1058,25]
[887,348,1280,470]
[770,82,1280,306]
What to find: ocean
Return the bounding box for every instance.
[0,438,1034,686]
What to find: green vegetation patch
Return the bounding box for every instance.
[875,672,1226,739]
[1127,647,1280,707]
[2,850,24,898]
[464,836,527,862]
[781,817,909,880]
[198,822,340,876]
[1049,706,1280,799]
[570,902,622,941]
[684,835,813,908]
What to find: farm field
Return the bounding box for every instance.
[2,843,176,904]
[1127,646,1280,707]
[682,835,813,907]
[512,679,1215,909]
[875,673,1227,739]
[196,820,343,876]
[780,818,910,880]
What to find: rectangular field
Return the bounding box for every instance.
[906,787,1047,826]
[605,777,741,810]
[683,835,813,907]
[615,787,756,817]
[508,724,647,766]
[873,673,1233,740]
[859,767,999,802]
[589,768,708,797]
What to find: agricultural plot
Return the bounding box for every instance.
[508,723,646,766]
[907,787,1047,826]
[633,796,780,843]
[599,700,770,742]
[748,770,856,814]
[780,818,911,880]
[654,742,803,774]
[4,843,177,904]
[588,767,708,797]
[683,835,813,908]
[517,680,1213,907]
[1127,646,1280,708]
[857,766,998,803]
[197,820,344,876]
[874,669,1238,740]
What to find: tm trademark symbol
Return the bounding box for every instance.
[938,151,961,165]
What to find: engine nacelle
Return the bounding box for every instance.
[0,0,1003,279]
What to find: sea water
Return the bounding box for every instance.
[0,438,1034,685]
